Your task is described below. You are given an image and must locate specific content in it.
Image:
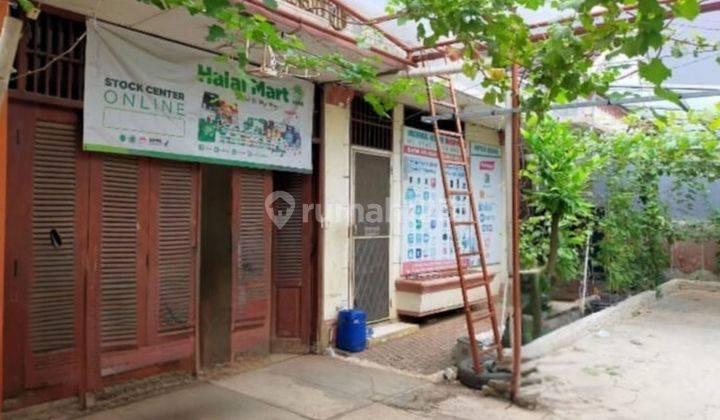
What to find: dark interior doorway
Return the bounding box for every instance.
[200,164,233,368]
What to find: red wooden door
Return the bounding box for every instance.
[231,169,273,355]
[3,102,89,403]
[149,161,198,341]
[87,157,198,383]
[271,172,314,353]
[2,102,198,402]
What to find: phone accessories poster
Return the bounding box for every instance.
[401,127,476,276]
[470,143,504,266]
[401,127,503,277]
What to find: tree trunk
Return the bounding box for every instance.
[546,211,561,284]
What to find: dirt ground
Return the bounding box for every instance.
[529,281,720,418]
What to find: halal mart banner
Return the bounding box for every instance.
[83,22,313,172]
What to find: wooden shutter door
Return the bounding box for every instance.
[271,172,313,353]
[89,158,198,381]
[150,161,197,338]
[86,153,149,382]
[143,160,197,370]
[231,169,272,355]
[3,103,88,400]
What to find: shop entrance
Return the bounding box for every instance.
[349,96,393,323]
[351,150,391,322]
[199,165,233,368]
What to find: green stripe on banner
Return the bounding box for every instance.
[83,143,313,174]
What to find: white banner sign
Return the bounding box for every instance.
[470,143,504,265]
[84,23,313,172]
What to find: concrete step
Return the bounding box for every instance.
[368,321,419,347]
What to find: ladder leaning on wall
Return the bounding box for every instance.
[423,66,504,374]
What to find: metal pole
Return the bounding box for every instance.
[580,231,591,314]
[510,64,522,400]
[331,1,412,51]
[391,62,464,78]
[243,0,413,67]
[422,89,720,123]
[411,0,720,62]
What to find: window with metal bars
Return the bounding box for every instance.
[9,8,86,103]
[350,96,393,151]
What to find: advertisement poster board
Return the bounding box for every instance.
[470,143,504,265]
[84,23,313,172]
[401,127,474,275]
[401,127,504,277]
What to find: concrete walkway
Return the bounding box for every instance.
[43,280,720,419]
[79,355,534,420]
[529,281,720,419]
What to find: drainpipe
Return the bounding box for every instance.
[510,63,522,400]
[240,0,413,69]
[392,62,464,78]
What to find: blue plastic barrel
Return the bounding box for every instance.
[336,309,367,352]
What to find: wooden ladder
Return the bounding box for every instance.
[425,72,504,373]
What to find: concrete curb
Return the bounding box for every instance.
[521,278,708,360]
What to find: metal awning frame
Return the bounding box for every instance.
[422,89,720,122]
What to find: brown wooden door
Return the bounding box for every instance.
[2,102,199,402]
[97,155,147,350]
[87,156,198,382]
[149,161,198,340]
[3,102,88,401]
[231,169,273,355]
[271,172,314,353]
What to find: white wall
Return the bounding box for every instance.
[321,101,351,321]
[388,105,404,318]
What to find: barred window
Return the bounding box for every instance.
[9,9,86,103]
[351,96,393,151]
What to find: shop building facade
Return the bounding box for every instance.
[0,0,512,412]
[1,5,320,410]
[317,93,511,347]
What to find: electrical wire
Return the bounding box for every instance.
[10,0,104,81]
[10,31,87,81]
